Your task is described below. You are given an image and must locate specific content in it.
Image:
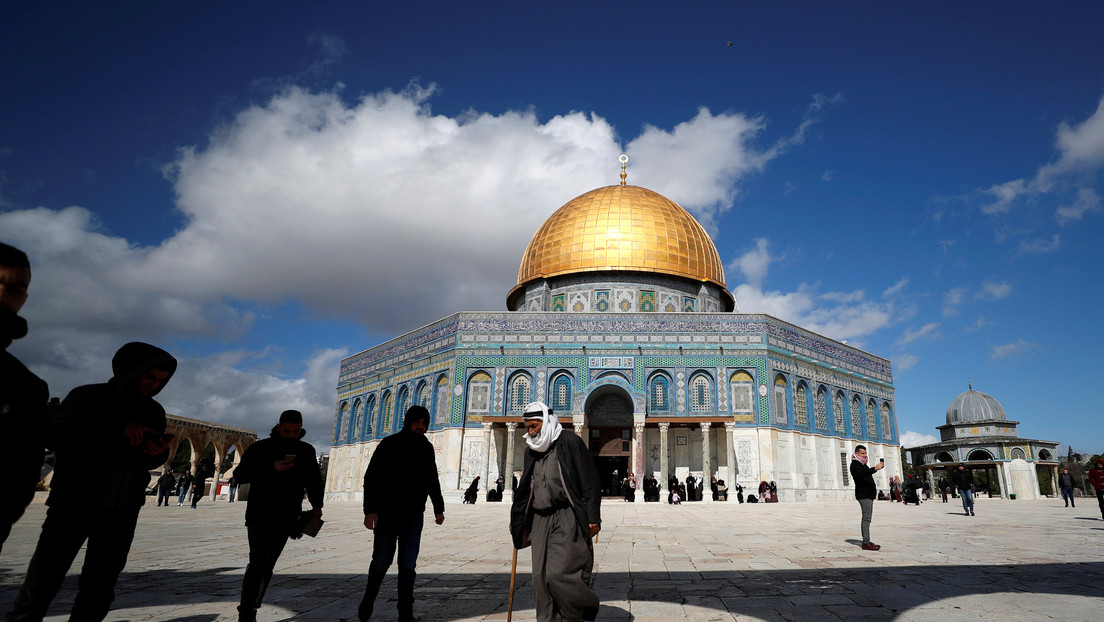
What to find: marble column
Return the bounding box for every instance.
[481,422,493,498]
[659,422,670,501]
[725,422,738,491]
[701,422,712,503]
[504,422,517,503]
[208,457,223,501]
[632,423,645,503]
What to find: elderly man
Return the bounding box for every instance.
[510,402,601,622]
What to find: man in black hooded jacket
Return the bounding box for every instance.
[0,242,49,554]
[358,405,444,622]
[6,342,175,622]
[233,409,323,622]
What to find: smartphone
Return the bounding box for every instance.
[285,454,297,461]
[879,458,885,464]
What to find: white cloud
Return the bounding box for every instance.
[990,339,1038,360]
[900,430,938,450]
[982,94,1104,214]
[893,352,919,372]
[896,322,940,346]
[731,238,773,288]
[963,316,993,333]
[883,277,909,297]
[943,287,967,317]
[733,281,895,344]
[1056,187,1101,226]
[1018,234,1061,254]
[976,280,1012,301]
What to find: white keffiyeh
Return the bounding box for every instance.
[522,401,562,453]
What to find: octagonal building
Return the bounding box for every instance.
[327,180,901,503]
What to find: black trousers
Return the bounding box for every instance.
[5,503,141,622]
[238,522,291,621]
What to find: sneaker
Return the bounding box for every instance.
[970,510,975,516]
[861,542,881,551]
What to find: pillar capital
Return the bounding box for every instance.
[505,421,517,432]
[658,422,670,432]
[724,421,737,431]
[700,421,712,431]
[481,421,494,431]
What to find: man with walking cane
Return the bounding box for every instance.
[509,402,601,622]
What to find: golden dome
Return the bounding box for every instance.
[509,185,728,305]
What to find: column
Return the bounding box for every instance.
[725,422,738,492]
[632,423,645,503]
[504,422,517,503]
[659,423,670,502]
[1051,466,1059,498]
[701,423,712,503]
[209,456,223,501]
[996,464,1008,499]
[481,422,493,499]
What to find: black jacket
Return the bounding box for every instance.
[511,431,601,550]
[850,459,878,500]
[362,427,444,517]
[156,472,176,492]
[234,428,324,528]
[952,468,975,491]
[1058,472,1075,488]
[47,342,176,509]
[0,349,49,525]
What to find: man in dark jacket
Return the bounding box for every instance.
[952,464,976,516]
[1059,468,1076,508]
[849,444,885,551]
[510,402,601,622]
[233,409,323,622]
[358,405,444,622]
[1089,459,1104,520]
[155,470,176,507]
[6,342,175,622]
[0,242,49,554]
[176,468,193,506]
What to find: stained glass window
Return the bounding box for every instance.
[690,374,711,412]
[730,371,753,413]
[814,387,828,430]
[794,384,808,427]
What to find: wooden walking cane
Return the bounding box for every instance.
[506,547,518,622]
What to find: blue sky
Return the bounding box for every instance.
[3,2,1102,455]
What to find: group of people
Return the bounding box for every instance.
[0,241,332,622]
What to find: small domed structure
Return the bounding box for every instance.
[945,385,1006,425]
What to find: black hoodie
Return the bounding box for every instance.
[47,342,176,509]
[233,425,323,529]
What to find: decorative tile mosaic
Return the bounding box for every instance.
[639,290,655,312]
[682,296,696,313]
[551,294,565,312]
[594,290,610,312]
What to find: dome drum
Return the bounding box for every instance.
[510,272,730,313]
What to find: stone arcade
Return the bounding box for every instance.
[326,178,901,503]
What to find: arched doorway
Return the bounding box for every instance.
[585,386,633,497]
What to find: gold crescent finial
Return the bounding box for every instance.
[619,154,629,186]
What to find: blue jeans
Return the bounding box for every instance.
[1062,487,1075,506]
[960,489,974,513]
[360,512,425,620]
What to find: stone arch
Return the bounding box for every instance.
[967,448,993,461]
[935,451,955,462]
[1039,448,1053,460]
[1010,447,1027,460]
[586,374,644,413]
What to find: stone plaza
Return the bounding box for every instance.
[2,496,1102,621]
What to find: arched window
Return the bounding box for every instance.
[690,373,712,412]
[851,395,863,437]
[509,373,532,412]
[866,398,877,437]
[467,371,492,414]
[730,370,754,414]
[336,401,349,443]
[814,386,828,430]
[833,391,845,433]
[381,392,393,433]
[967,449,992,461]
[935,451,954,462]
[650,375,670,412]
[794,383,808,427]
[551,374,572,412]
[414,380,428,409]
[364,395,377,437]
[880,402,892,440]
[1010,447,1027,460]
[1039,449,1053,461]
[434,375,450,426]
[772,374,789,424]
[349,399,362,442]
[395,386,409,432]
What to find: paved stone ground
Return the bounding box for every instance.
[1,494,1102,621]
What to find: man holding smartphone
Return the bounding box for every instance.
[849,445,885,551]
[6,342,176,621]
[232,409,324,622]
